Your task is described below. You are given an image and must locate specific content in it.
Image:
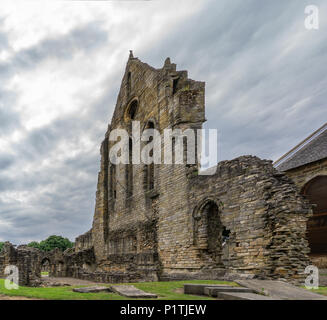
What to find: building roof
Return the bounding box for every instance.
[274,122,327,171]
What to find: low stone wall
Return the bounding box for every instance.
[70,269,158,283]
[156,156,312,284]
[0,243,97,286]
[0,242,42,286]
[75,229,93,252]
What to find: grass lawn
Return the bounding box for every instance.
[41,272,49,276]
[307,287,327,296]
[0,279,238,300]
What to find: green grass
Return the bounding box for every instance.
[0,279,237,300]
[41,272,49,276]
[306,286,327,296]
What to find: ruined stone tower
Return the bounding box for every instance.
[77,53,312,283]
[90,52,206,281]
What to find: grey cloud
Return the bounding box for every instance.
[141,0,327,162]
[14,21,109,69]
[0,154,14,170]
[0,18,9,50]
[0,89,21,133]
[0,20,109,81]
[0,18,113,244]
[1,1,326,244]
[0,33,8,51]
[0,174,14,191]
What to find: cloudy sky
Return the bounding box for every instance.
[0,0,326,244]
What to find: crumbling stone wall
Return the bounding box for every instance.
[282,158,327,192]
[188,156,311,281]
[0,241,97,286]
[75,229,93,252]
[0,242,42,286]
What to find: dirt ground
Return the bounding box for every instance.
[0,294,42,300]
[41,276,107,286]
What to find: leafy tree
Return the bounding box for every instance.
[0,242,4,252]
[27,241,40,249]
[38,235,73,252]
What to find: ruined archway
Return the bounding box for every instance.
[193,199,224,263]
[124,98,138,122]
[302,175,327,254]
[40,258,50,276]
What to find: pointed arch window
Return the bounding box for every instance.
[128,100,138,120]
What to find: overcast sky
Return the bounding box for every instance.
[0,0,326,244]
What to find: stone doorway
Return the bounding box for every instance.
[194,200,223,264]
[302,176,327,255]
[41,258,50,276]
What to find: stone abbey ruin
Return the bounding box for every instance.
[0,53,315,286]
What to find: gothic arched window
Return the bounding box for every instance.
[128,100,138,120]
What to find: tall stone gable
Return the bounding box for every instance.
[91,52,206,281]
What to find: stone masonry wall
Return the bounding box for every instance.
[75,229,92,252]
[282,158,327,191]
[154,156,312,282]
[194,157,311,281]
[90,53,205,282]
[0,242,42,286]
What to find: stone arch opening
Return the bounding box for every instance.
[126,99,138,120]
[56,261,65,276]
[193,199,223,263]
[82,262,96,272]
[41,257,50,276]
[222,226,231,244]
[302,175,327,254]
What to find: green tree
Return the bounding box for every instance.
[38,235,73,252]
[0,242,4,252]
[27,241,40,249]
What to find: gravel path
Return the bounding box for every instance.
[42,276,107,286]
[0,294,42,300]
